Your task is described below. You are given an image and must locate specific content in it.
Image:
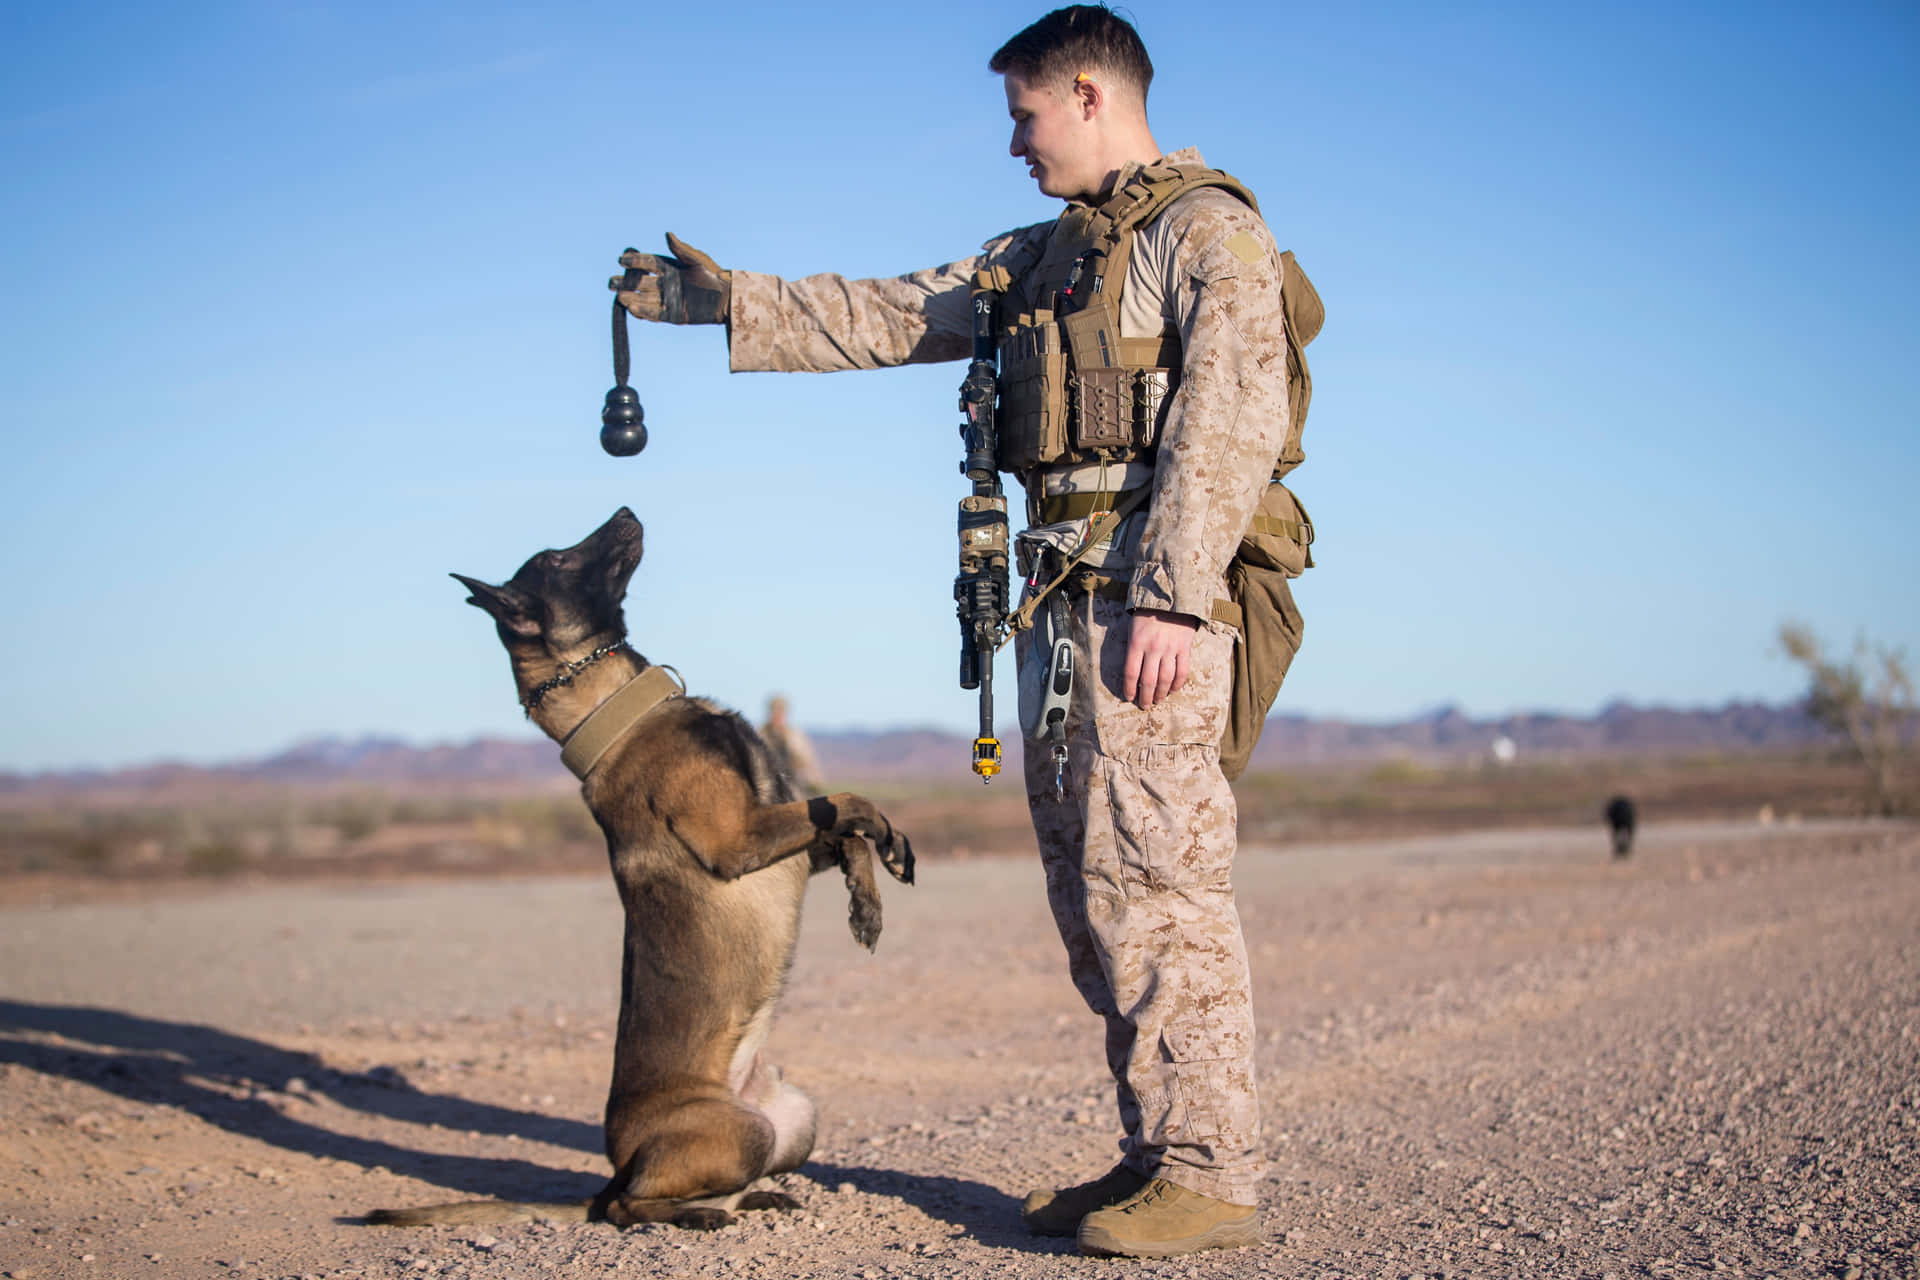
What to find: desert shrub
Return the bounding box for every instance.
[500,795,599,844]
[328,797,391,842]
[1366,758,1436,785]
[61,834,115,870]
[186,841,249,875]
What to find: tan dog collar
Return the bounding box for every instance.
[559,664,685,779]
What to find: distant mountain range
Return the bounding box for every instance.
[1252,699,1830,765]
[0,700,1835,793]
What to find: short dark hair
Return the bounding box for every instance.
[989,6,1154,102]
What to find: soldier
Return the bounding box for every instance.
[610,5,1311,1257]
[760,694,825,796]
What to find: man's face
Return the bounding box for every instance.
[1003,70,1099,201]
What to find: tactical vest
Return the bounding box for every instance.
[978,163,1323,483]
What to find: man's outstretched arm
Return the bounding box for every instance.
[610,226,1052,374]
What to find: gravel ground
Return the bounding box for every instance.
[1,817,1916,1279]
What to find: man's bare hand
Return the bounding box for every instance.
[1122,609,1201,709]
[608,233,730,325]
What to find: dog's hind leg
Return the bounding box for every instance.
[736,1181,804,1213]
[595,1191,738,1231]
[596,1092,778,1230]
[745,1064,816,1175]
[730,1005,818,1174]
[604,1178,797,1226]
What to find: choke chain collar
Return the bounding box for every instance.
[522,641,632,714]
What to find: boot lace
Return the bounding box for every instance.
[1117,1180,1173,1214]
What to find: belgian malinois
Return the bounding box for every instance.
[367,507,913,1230]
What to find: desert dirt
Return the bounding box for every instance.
[2,816,1916,1279]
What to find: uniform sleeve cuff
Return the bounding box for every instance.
[1126,559,1212,622]
[725,270,781,373]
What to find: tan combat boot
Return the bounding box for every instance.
[1020,1163,1150,1237]
[1076,1177,1260,1257]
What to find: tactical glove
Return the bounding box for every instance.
[608,234,731,325]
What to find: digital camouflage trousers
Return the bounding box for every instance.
[1017,590,1263,1205]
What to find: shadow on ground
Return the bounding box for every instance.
[3,1000,1072,1249]
[0,1000,604,1204]
[800,1159,1064,1256]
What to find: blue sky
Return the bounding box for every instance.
[3,0,1915,771]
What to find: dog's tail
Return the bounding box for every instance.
[365,1200,591,1226]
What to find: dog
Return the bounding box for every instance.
[1604,794,1636,858]
[367,507,913,1230]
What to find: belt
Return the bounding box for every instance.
[1062,569,1244,631]
[1038,490,1311,546]
[1035,488,1146,525]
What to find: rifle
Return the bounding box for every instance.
[954,284,1009,781]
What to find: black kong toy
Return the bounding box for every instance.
[601,251,649,456]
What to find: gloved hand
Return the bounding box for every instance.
[608,234,731,325]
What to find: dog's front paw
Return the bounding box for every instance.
[847,886,882,951]
[670,1205,735,1230]
[878,827,914,885]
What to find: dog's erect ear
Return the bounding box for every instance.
[450,573,542,637]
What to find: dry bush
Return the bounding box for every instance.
[1779,623,1915,815]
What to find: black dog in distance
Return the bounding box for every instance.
[1604,794,1637,858]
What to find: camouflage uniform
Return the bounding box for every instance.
[727,148,1290,1206]
[761,716,825,796]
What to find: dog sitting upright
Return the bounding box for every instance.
[369,507,912,1230]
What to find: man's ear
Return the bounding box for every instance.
[450,573,542,637]
[1073,72,1103,119]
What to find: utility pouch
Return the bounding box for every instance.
[1056,306,1171,455]
[1218,561,1305,782]
[997,313,1065,473]
[1236,482,1314,577]
[1133,369,1171,446]
[1013,522,1083,580]
[1217,482,1314,781]
[1071,367,1135,452]
[1070,368,1172,453]
[1058,307,1127,454]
